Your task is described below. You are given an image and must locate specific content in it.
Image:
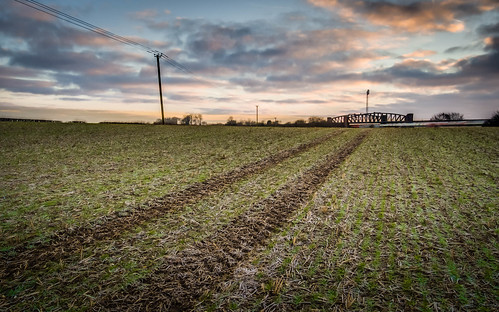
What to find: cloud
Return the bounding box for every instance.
[365,36,499,92]
[129,9,171,31]
[196,107,242,115]
[164,15,448,96]
[0,76,59,95]
[456,36,499,77]
[0,4,123,50]
[259,98,330,105]
[370,90,499,120]
[179,21,288,72]
[154,16,387,93]
[0,2,199,100]
[308,0,498,33]
[403,49,437,58]
[130,9,158,20]
[444,44,482,54]
[0,46,155,97]
[0,65,43,79]
[2,0,498,122]
[478,22,499,35]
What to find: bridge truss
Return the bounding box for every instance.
[327,112,413,127]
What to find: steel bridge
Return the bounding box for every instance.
[327,112,413,127]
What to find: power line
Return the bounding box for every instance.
[13,0,202,125]
[158,53,193,75]
[13,0,193,74]
[13,0,152,52]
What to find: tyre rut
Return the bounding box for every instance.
[0,131,342,283]
[99,131,369,311]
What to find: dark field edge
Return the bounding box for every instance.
[98,131,370,311]
[0,130,343,285]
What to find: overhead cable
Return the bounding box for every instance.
[13,0,193,74]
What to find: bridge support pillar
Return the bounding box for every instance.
[343,115,349,127]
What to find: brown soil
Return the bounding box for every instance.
[98,131,369,311]
[0,131,341,283]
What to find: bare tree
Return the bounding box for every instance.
[430,112,464,121]
[182,114,192,125]
[226,116,237,126]
[308,116,327,126]
[294,119,306,126]
[193,114,203,125]
[483,111,499,127]
[181,114,203,125]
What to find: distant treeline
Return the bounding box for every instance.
[227,112,499,127]
[153,114,205,125]
[3,111,497,126]
[226,116,336,127]
[0,118,62,123]
[0,118,150,125]
[100,121,149,125]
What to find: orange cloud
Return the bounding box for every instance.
[307,0,495,33]
[403,49,437,58]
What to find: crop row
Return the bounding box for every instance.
[1,123,362,310]
[208,128,498,311]
[0,123,332,248]
[1,125,497,311]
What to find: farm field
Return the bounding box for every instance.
[0,122,498,311]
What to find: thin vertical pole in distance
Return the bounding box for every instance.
[156,54,165,125]
[366,89,369,114]
[256,105,259,125]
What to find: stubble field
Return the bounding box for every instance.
[0,122,497,311]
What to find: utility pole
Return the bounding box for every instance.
[366,89,370,114]
[155,53,165,125]
[256,105,259,125]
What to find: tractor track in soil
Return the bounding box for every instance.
[0,130,342,283]
[98,131,369,311]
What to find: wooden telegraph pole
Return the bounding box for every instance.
[366,89,370,114]
[155,53,165,125]
[256,105,259,125]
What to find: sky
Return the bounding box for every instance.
[1,0,498,123]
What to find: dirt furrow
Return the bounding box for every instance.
[0,131,341,282]
[99,131,369,311]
